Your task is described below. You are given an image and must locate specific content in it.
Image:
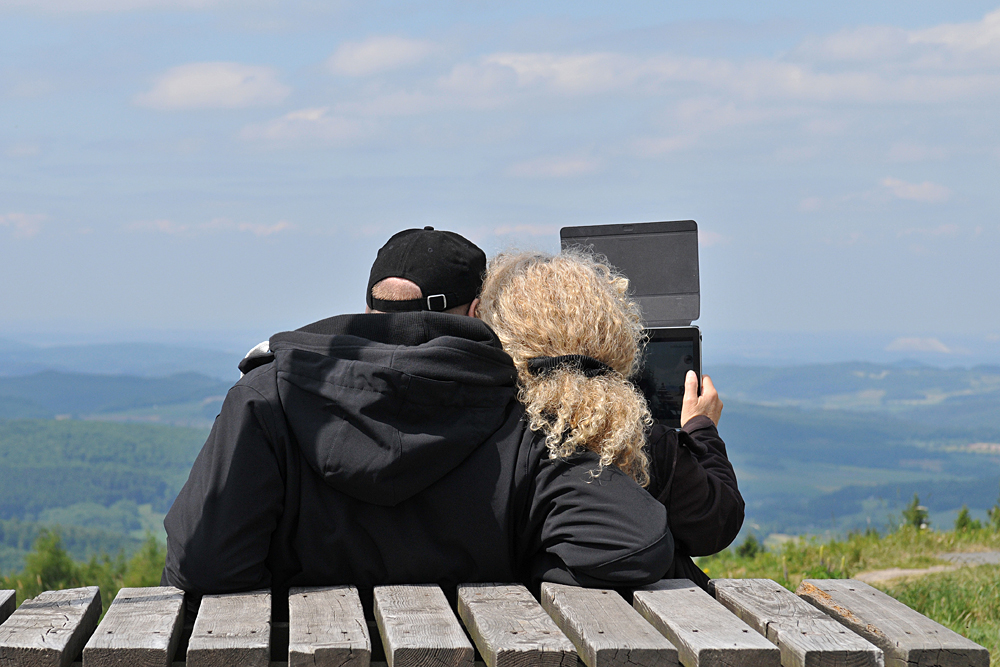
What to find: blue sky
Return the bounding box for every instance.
[2,1,999,363]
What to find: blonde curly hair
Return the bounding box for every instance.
[478,250,651,486]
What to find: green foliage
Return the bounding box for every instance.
[0,419,207,520]
[988,487,1000,532]
[735,533,763,559]
[0,529,166,616]
[902,493,930,530]
[698,525,1000,590]
[955,505,982,532]
[880,565,1000,667]
[0,518,141,574]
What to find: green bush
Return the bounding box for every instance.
[902,493,930,530]
[955,505,982,532]
[0,528,165,616]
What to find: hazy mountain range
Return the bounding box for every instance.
[0,341,998,572]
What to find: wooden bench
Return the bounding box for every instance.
[0,579,989,667]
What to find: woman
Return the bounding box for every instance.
[478,249,652,487]
[479,249,743,588]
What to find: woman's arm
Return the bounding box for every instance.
[646,372,744,557]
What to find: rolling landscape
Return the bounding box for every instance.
[0,342,998,574]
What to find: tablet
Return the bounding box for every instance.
[560,220,699,328]
[636,326,702,427]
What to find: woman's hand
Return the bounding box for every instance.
[680,370,722,427]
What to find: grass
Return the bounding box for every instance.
[699,526,1000,588]
[880,564,1000,666]
[699,526,1000,666]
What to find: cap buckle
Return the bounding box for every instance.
[426,294,448,311]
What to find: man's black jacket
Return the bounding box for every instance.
[162,312,673,607]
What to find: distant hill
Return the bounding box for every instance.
[0,359,998,570]
[0,371,231,426]
[720,399,1000,534]
[0,342,243,382]
[711,362,1000,430]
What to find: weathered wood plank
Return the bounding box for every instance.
[457,584,576,667]
[373,584,472,667]
[288,586,370,667]
[186,590,270,667]
[0,591,14,625]
[634,579,780,667]
[82,586,184,667]
[0,586,102,667]
[540,583,677,667]
[711,579,882,667]
[797,579,989,667]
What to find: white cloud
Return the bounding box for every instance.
[240,107,369,143]
[910,9,1000,53]
[882,177,952,203]
[885,337,953,353]
[125,217,294,236]
[5,143,40,158]
[0,212,45,238]
[506,155,601,178]
[327,36,436,77]
[698,230,730,247]
[134,62,290,110]
[485,52,638,94]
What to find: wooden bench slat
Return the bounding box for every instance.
[373,584,473,667]
[457,584,576,667]
[0,586,102,667]
[541,582,678,667]
[797,579,989,667]
[711,579,882,667]
[288,586,370,667]
[82,586,185,667]
[186,590,270,667]
[0,591,14,626]
[634,579,779,667]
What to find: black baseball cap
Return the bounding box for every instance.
[367,227,487,312]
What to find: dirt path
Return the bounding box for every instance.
[854,551,1000,584]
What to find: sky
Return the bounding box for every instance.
[2,1,999,364]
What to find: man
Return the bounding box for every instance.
[162,227,673,614]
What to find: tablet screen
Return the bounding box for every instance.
[634,327,701,427]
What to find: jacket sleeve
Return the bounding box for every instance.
[647,415,744,557]
[523,452,674,589]
[161,382,285,596]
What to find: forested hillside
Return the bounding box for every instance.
[0,419,207,572]
[0,360,998,572]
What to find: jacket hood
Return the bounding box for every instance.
[268,312,518,506]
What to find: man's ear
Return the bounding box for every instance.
[467,298,480,318]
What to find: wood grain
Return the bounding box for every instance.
[796,579,989,667]
[0,591,13,626]
[0,586,102,667]
[634,579,779,667]
[186,590,270,667]
[82,586,184,667]
[457,584,576,667]
[373,584,473,667]
[288,586,370,667]
[541,583,677,667]
[711,579,882,667]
